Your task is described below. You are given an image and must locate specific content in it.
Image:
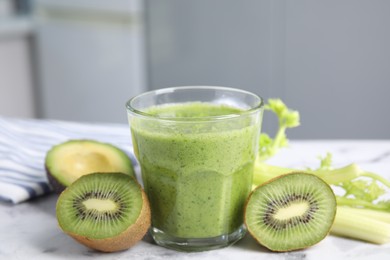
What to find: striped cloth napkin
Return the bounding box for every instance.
[0,116,138,204]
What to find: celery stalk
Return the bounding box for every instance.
[336,197,390,211]
[334,207,390,223]
[362,172,390,188]
[253,162,294,185]
[314,163,362,184]
[331,206,390,244]
[253,162,363,187]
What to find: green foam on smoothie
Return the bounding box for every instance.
[145,102,243,118]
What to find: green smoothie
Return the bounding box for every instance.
[130,102,260,239]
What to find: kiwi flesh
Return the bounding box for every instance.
[45,139,135,193]
[56,172,150,252]
[245,172,336,252]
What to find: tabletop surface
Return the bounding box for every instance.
[1,140,390,259]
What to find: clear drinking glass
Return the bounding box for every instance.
[126,86,263,251]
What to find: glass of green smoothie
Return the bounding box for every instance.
[126,86,263,251]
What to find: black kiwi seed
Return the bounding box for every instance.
[262,192,320,231]
[69,189,128,222]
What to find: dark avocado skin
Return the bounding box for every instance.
[45,165,67,194]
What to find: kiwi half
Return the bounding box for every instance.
[245,172,336,252]
[56,172,150,252]
[45,139,135,193]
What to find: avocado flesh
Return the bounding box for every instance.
[45,140,135,193]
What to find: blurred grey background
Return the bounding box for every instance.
[1,0,389,139]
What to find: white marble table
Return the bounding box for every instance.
[1,140,390,259]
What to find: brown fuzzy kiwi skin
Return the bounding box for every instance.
[244,172,337,252]
[57,177,151,253]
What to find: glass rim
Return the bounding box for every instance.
[126,86,264,122]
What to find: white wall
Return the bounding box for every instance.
[34,0,146,124]
[145,0,390,139]
[0,34,35,118]
[0,2,35,119]
[283,1,390,139]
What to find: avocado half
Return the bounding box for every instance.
[45,139,135,193]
